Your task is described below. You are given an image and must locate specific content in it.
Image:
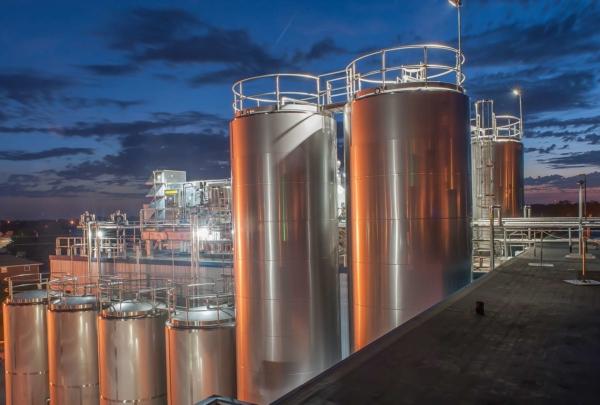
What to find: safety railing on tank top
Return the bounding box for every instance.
[495,115,522,140]
[166,278,234,324]
[4,273,49,300]
[47,274,99,298]
[471,115,522,142]
[232,71,352,112]
[346,44,465,98]
[232,73,322,112]
[97,274,170,310]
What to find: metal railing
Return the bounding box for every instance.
[232,73,322,112]
[97,274,170,309]
[319,70,350,105]
[56,237,86,256]
[346,44,465,98]
[4,273,48,300]
[167,278,234,324]
[47,274,98,298]
[495,115,522,140]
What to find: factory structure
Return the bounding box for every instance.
[10,7,590,403]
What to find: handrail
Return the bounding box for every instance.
[346,44,465,98]
[167,278,235,324]
[232,73,321,113]
[472,114,522,141]
[5,273,47,300]
[495,115,522,140]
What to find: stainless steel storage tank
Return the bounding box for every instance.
[231,74,341,404]
[98,301,167,404]
[346,45,472,351]
[48,295,99,405]
[3,288,50,405]
[165,305,236,404]
[494,139,524,217]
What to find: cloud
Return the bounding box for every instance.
[0,71,72,105]
[0,110,227,138]
[107,7,202,51]
[292,38,346,63]
[106,8,346,85]
[79,64,140,76]
[541,150,600,169]
[525,171,600,188]
[524,144,557,154]
[464,3,600,67]
[0,147,94,161]
[60,96,144,110]
[0,174,95,198]
[529,115,600,130]
[470,68,595,115]
[54,132,230,181]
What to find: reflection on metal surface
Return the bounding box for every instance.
[3,276,50,405]
[3,294,50,405]
[166,281,236,404]
[97,278,169,405]
[231,104,341,404]
[98,308,167,404]
[348,88,472,351]
[494,140,524,218]
[48,296,99,405]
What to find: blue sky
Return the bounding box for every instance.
[1,0,600,218]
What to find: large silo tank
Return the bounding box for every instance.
[349,83,472,351]
[231,101,341,403]
[47,296,99,405]
[165,306,236,404]
[97,302,167,404]
[494,139,524,217]
[3,290,50,405]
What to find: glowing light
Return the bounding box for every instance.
[512,88,521,96]
[198,226,210,240]
[97,230,104,239]
[69,220,75,225]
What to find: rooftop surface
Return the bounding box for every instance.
[276,245,600,404]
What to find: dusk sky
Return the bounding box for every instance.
[1,0,600,219]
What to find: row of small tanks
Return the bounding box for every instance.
[3,274,235,405]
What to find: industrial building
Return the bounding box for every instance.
[3,8,599,404]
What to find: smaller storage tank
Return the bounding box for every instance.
[471,100,524,219]
[3,288,50,405]
[98,301,167,404]
[494,137,524,218]
[166,303,236,404]
[48,295,100,405]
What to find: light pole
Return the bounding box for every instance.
[513,88,523,137]
[448,0,463,84]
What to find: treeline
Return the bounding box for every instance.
[531,201,600,217]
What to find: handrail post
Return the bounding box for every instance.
[275,75,281,109]
[423,46,428,83]
[316,76,321,106]
[381,51,386,88]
